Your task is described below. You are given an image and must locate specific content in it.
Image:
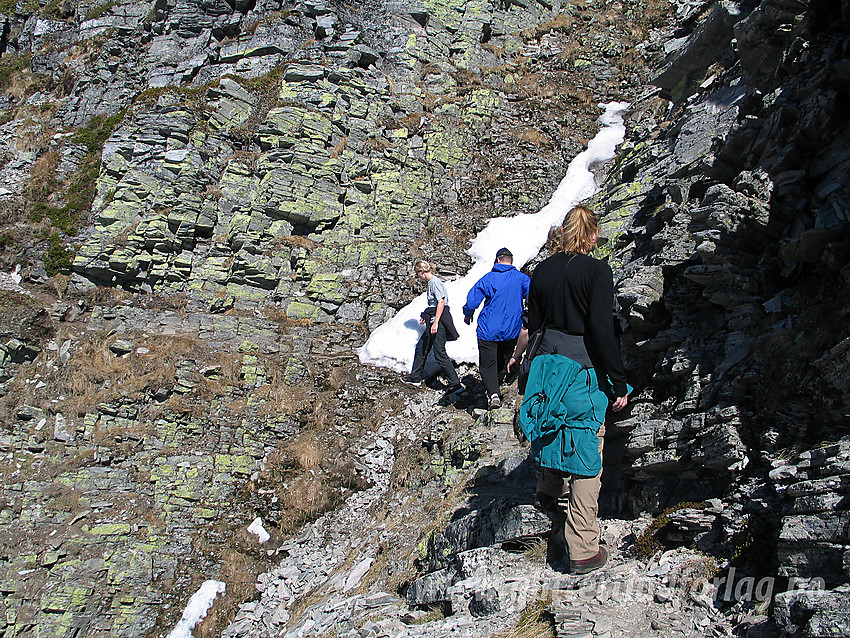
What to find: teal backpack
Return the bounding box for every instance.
[518,354,608,477]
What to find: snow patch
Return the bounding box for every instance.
[166,580,226,638]
[247,516,270,544]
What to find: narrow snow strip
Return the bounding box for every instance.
[166,580,226,638]
[358,102,630,371]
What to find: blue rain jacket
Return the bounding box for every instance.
[518,353,608,477]
[462,263,530,342]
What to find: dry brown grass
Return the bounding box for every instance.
[4,67,45,102]
[260,396,369,532]
[70,284,134,307]
[191,351,243,401]
[203,184,223,201]
[512,127,551,148]
[324,366,348,392]
[449,67,483,89]
[397,112,424,135]
[361,137,395,153]
[261,435,334,532]
[329,136,348,159]
[492,595,555,638]
[276,235,316,250]
[227,151,261,172]
[259,306,314,335]
[91,420,153,447]
[143,293,188,314]
[420,91,464,112]
[194,549,266,638]
[630,0,679,40]
[0,329,223,468]
[25,150,60,201]
[555,37,586,66]
[522,12,573,40]
[14,115,56,153]
[61,332,200,417]
[482,42,506,57]
[513,71,547,97]
[0,198,26,228]
[420,63,443,78]
[287,433,322,469]
[523,538,548,563]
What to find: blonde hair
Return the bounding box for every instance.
[413,259,435,274]
[553,205,598,254]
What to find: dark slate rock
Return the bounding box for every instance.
[814,337,850,396]
[774,585,850,638]
[671,85,747,168]
[653,1,743,101]
[109,339,134,356]
[468,587,500,617]
[453,547,507,580]
[734,0,808,90]
[491,504,551,544]
[405,567,455,606]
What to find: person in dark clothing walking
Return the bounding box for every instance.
[520,205,628,575]
[463,247,530,409]
[404,259,462,393]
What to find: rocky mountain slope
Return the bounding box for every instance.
[0,0,848,636]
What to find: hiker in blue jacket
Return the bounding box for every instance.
[517,205,628,575]
[463,247,530,409]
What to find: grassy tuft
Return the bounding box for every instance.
[522,538,548,563]
[60,332,201,417]
[44,232,74,276]
[259,426,368,534]
[0,53,33,94]
[493,595,555,638]
[71,111,126,153]
[0,230,17,252]
[28,154,99,235]
[85,0,117,20]
[633,501,708,557]
[28,110,124,236]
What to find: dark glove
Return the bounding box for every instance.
[464,315,473,325]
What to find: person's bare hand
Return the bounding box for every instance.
[430,323,438,334]
[612,394,628,412]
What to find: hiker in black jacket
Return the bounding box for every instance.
[520,205,629,575]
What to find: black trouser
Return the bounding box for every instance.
[478,337,517,397]
[411,321,460,386]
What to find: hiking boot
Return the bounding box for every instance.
[570,546,608,575]
[402,376,423,387]
[444,383,463,395]
[533,492,559,513]
[488,394,501,409]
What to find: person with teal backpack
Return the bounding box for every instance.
[516,205,629,575]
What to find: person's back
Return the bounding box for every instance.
[527,251,626,398]
[463,248,530,408]
[468,263,529,341]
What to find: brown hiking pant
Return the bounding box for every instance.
[535,424,605,562]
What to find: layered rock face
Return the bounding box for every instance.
[605,0,850,581]
[0,0,848,637]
